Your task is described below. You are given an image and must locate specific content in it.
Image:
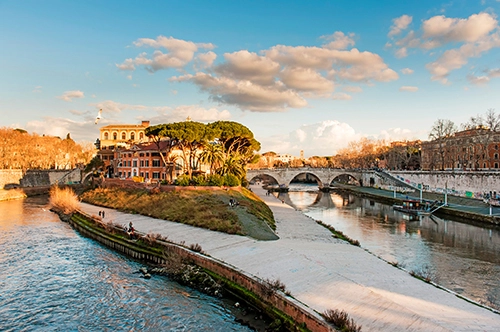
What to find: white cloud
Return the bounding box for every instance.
[401,68,414,74]
[57,90,84,102]
[117,36,215,72]
[390,12,500,83]
[25,117,99,142]
[280,67,334,93]
[126,75,132,80]
[91,100,149,113]
[171,73,307,112]
[149,105,231,123]
[332,92,352,100]
[377,128,417,142]
[467,74,490,85]
[33,86,42,93]
[399,86,419,92]
[321,31,356,50]
[197,51,217,67]
[215,50,280,85]
[342,86,363,93]
[388,15,413,37]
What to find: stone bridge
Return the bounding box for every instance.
[246,167,371,189]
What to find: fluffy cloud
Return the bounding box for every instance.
[33,86,42,93]
[91,100,149,113]
[467,68,500,85]
[117,36,215,72]
[389,12,500,83]
[149,105,231,123]
[197,51,217,67]
[388,15,412,37]
[401,68,414,75]
[127,34,397,112]
[215,50,280,85]
[342,86,363,93]
[332,92,352,100]
[280,67,334,93]
[171,73,307,112]
[25,117,99,142]
[57,90,84,102]
[321,31,356,50]
[399,86,418,92]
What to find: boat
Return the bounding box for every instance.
[393,199,432,216]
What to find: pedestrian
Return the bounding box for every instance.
[98,211,101,217]
[102,211,105,218]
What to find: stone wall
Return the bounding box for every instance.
[20,169,82,187]
[390,171,500,199]
[0,169,23,189]
[70,211,334,332]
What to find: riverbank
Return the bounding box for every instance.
[77,184,500,331]
[333,184,500,226]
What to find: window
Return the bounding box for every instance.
[145,172,149,179]
[131,132,135,140]
[140,172,144,177]
[495,153,498,160]
[153,172,160,179]
[139,153,144,157]
[140,132,144,139]
[122,132,126,140]
[152,159,160,167]
[127,172,131,178]
[113,133,117,140]
[140,160,144,167]
[496,163,499,169]
[496,145,499,150]
[145,160,149,167]
[104,132,109,140]
[133,160,137,167]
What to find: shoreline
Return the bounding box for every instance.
[75,184,500,331]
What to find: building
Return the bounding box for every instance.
[97,121,151,176]
[421,128,500,170]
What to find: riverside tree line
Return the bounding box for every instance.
[0,128,94,171]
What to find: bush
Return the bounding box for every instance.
[322,309,361,332]
[175,174,190,186]
[207,174,224,186]
[193,175,208,186]
[223,174,240,187]
[49,186,80,214]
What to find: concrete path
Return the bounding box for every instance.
[81,185,500,331]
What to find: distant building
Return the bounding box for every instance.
[96,121,151,176]
[421,128,500,170]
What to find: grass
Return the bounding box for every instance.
[49,186,80,214]
[80,187,276,236]
[315,219,360,246]
[322,309,362,332]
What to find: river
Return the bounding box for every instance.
[0,196,254,332]
[280,183,500,311]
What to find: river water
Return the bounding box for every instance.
[0,196,253,332]
[280,183,500,311]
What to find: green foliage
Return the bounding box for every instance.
[223,174,240,187]
[85,155,104,173]
[175,174,190,186]
[193,174,208,186]
[207,174,224,186]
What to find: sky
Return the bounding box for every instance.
[1,0,500,157]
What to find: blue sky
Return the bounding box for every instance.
[1,0,500,157]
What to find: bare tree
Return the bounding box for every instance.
[429,119,457,170]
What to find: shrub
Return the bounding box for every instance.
[175,174,190,186]
[193,174,208,186]
[49,186,80,214]
[223,174,240,187]
[322,309,361,332]
[207,174,224,186]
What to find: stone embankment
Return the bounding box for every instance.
[64,208,333,332]
[76,185,500,331]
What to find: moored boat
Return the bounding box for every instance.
[393,199,432,216]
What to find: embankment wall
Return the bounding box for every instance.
[69,211,333,332]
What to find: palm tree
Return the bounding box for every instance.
[218,154,245,178]
[199,142,224,174]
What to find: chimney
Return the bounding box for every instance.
[141,120,150,127]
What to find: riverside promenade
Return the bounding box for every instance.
[80,185,500,331]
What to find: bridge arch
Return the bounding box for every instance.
[247,168,367,190]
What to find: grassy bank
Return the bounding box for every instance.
[80,186,278,240]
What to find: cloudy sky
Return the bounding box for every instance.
[1,0,500,157]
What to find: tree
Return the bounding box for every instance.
[199,142,224,174]
[429,119,457,170]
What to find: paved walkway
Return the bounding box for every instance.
[80,185,500,331]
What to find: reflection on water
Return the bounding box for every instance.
[282,183,500,310]
[0,196,252,332]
